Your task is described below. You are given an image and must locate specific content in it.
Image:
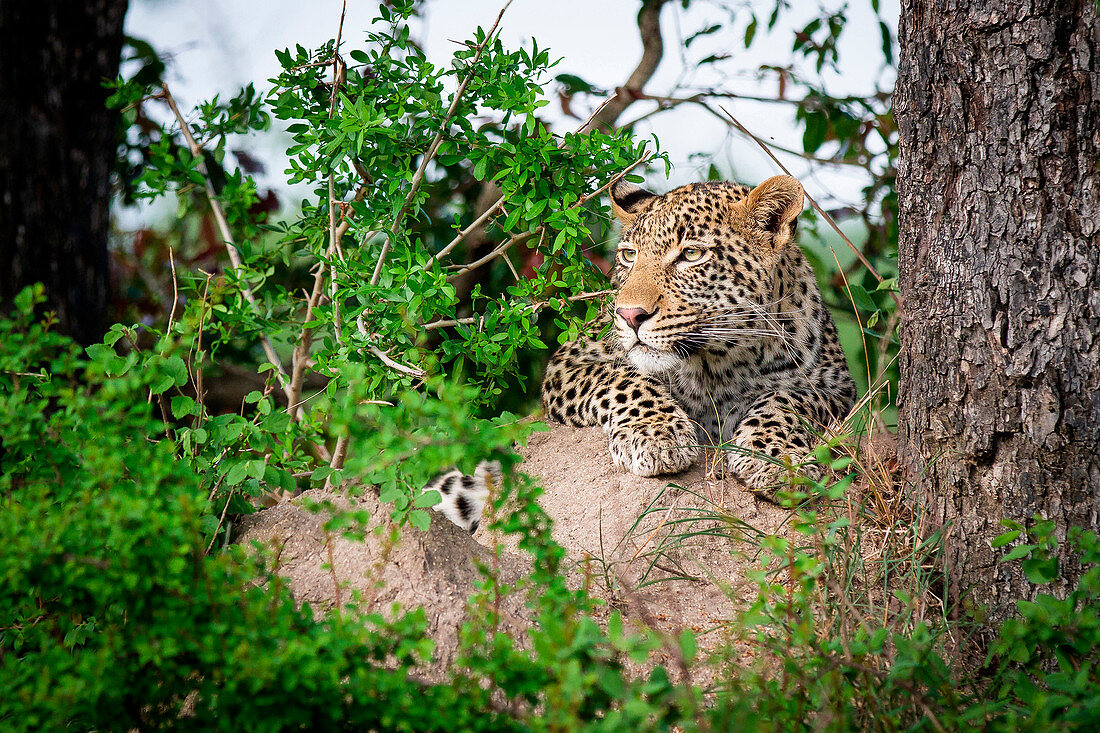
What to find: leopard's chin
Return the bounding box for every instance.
[626,343,682,374]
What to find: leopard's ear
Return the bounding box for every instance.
[741,175,804,244]
[610,179,657,226]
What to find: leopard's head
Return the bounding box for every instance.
[609,175,806,374]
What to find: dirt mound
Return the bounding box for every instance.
[235,489,530,675]
[508,427,790,666]
[236,425,792,671]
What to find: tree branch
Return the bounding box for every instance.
[289,4,355,423]
[582,0,669,132]
[423,290,614,332]
[352,313,428,379]
[428,194,506,267]
[160,83,293,401]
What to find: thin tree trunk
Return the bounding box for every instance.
[0,0,129,345]
[895,0,1100,621]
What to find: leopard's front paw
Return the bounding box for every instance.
[728,450,822,500]
[607,416,700,476]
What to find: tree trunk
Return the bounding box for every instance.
[0,0,128,345]
[895,0,1100,621]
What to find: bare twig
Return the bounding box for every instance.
[287,186,367,421]
[370,0,514,286]
[446,231,539,281]
[572,151,655,209]
[353,313,428,378]
[160,83,293,400]
[165,247,179,337]
[325,436,350,490]
[577,94,617,132]
[428,195,506,266]
[422,289,613,331]
[716,105,900,307]
[328,177,343,344]
[190,272,213,425]
[365,343,428,378]
[500,251,520,279]
[423,316,478,331]
[328,2,348,346]
[205,488,235,554]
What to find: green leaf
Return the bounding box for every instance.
[226,461,249,487]
[847,284,877,313]
[555,73,596,95]
[802,110,828,153]
[248,460,267,481]
[685,23,721,48]
[992,530,1022,548]
[85,343,114,362]
[744,16,758,47]
[408,509,431,531]
[163,355,189,387]
[171,395,198,419]
[679,628,697,663]
[830,456,852,471]
[103,324,128,346]
[1000,544,1037,563]
[1022,556,1059,584]
[414,490,442,508]
[879,21,894,65]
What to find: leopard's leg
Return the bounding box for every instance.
[542,339,699,476]
[725,387,843,491]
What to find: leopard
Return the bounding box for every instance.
[432,174,856,531]
[540,174,857,489]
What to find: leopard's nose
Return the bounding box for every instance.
[616,306,656,332]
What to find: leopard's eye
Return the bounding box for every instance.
[681,247,705,262]
[619,248,637,264]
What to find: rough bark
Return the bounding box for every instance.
[896,0,1100,621]
[0,0,128,345]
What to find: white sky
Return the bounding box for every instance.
[122,0,899,227]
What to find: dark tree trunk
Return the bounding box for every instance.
[0,0,128,345]
[895,0,1100,621]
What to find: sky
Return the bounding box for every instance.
[121,0,899,228]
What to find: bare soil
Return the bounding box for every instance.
[236,425,794,675]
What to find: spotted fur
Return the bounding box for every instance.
[428,460,500,533]
[541,175,857,490]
